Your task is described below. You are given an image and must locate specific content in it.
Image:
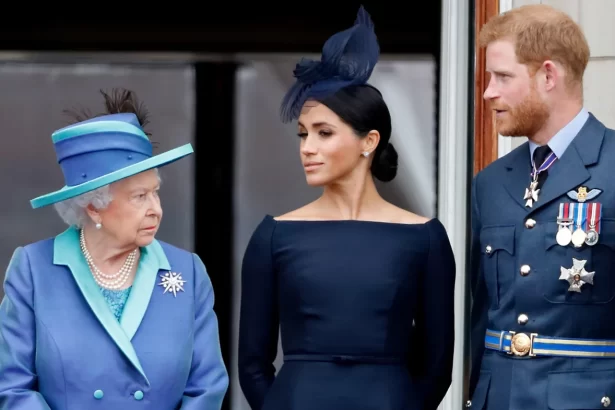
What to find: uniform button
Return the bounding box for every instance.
[520,265,531,276]
[485,245,492,254]
[134,390,144,401]
[525,218,536,229]
[602,396,611,407]
[93,390,104,399]
[518,314,529,325]
[465,400,472,407]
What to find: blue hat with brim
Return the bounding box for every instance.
[30,112,193,209]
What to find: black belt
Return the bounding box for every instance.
[283,354,405,365]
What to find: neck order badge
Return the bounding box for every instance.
[524,150,557,208]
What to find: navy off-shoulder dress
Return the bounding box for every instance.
[238,215,456,410]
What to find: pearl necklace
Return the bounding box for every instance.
[79,229,137,290]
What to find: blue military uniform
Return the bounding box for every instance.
[468,109,615,409]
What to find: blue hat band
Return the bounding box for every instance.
[55,132,152,163]
[55,133,153,187]
[60,149,152,187]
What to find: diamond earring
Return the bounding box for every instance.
[362,151,370,157]
[95,222,102,230]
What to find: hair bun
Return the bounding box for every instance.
[371,142,398,182]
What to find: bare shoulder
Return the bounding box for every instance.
[274,202,322,221]
[385,204,431,225]
[275,202,432,224]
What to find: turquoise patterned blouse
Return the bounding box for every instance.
[99,286,132,321]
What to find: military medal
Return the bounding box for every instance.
[559,258,594,292]
[524,150,557,208]
[556,203,573,246]
[557,227,572,247]
[586,229,599,246]
[524,180,540,208]
[585,202,602,246]
[571,230,586,248]
[571,202,587,248]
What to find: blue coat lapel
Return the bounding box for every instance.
[502,114,605,215]
[502,144,533,212]
[121,239,170,341]
[53,227,171,385]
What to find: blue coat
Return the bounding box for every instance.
[469,113,615,409]
[0,226,229,410]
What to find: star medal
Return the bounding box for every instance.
[584,202,601,246]
[158,271,186,297]
[556,203,573,247]
[571,202,587,248]
[559,258,594,292]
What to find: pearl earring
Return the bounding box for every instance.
[95,222,102,230]
[362,151,370,157]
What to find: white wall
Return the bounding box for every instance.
[231,58,438,410]
[438,1,470,409]
[500,0,615,155]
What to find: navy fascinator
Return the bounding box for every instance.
[279,6,380,123]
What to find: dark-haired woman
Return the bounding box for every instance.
[238,7,456,410]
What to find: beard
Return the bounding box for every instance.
[493,85,550,138]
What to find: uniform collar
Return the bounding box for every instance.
[529,107,589,166]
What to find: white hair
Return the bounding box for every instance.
[53,169,162,228]
[54,185,114,228]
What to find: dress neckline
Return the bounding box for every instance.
[266,214,436,227]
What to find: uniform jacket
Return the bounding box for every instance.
[468,112,615,409]
[0,226,229,410]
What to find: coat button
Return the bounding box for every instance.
[520,265,531,276]
[602,396,611,407]
[465,400,472,407]
[525,218,536,228]
[518,314,529,325]
[93,390,104,399]
[485,245,492,254]
[134,390,144,401]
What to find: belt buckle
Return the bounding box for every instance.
[507,331,537,357]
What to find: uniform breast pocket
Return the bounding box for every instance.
[543,219,615,305]
[480,225,516,309]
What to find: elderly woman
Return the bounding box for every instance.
[0,89,229,409]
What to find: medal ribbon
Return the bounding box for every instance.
[558,203,574,222]
[575,202,587,230]
[585,202,602,233]
[531,151,557,178]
